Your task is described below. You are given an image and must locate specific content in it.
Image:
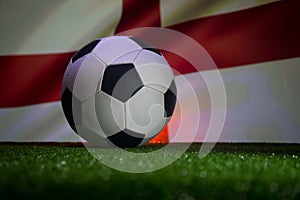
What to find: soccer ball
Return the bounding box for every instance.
[61,36,176,148]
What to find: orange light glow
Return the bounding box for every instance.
[148,126,169,144]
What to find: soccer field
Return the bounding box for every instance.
[0,143,299,199]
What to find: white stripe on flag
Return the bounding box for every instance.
[0,102,80,142]
[0,0,122,55]
[160,0,279,27]
[169,57,300,143]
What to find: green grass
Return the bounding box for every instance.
[0,143,299,199]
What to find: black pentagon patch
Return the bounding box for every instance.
[72,39,100,63]
[108,129,144,148]
[101,63,144,102]
[129,37,162,56]
[164,80,177,117]
[61,88,81,133]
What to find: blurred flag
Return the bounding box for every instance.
[0,0,299,143]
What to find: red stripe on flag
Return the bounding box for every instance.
[166,0,300,71]
[115,0,161,33]
[0,52,74,107]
